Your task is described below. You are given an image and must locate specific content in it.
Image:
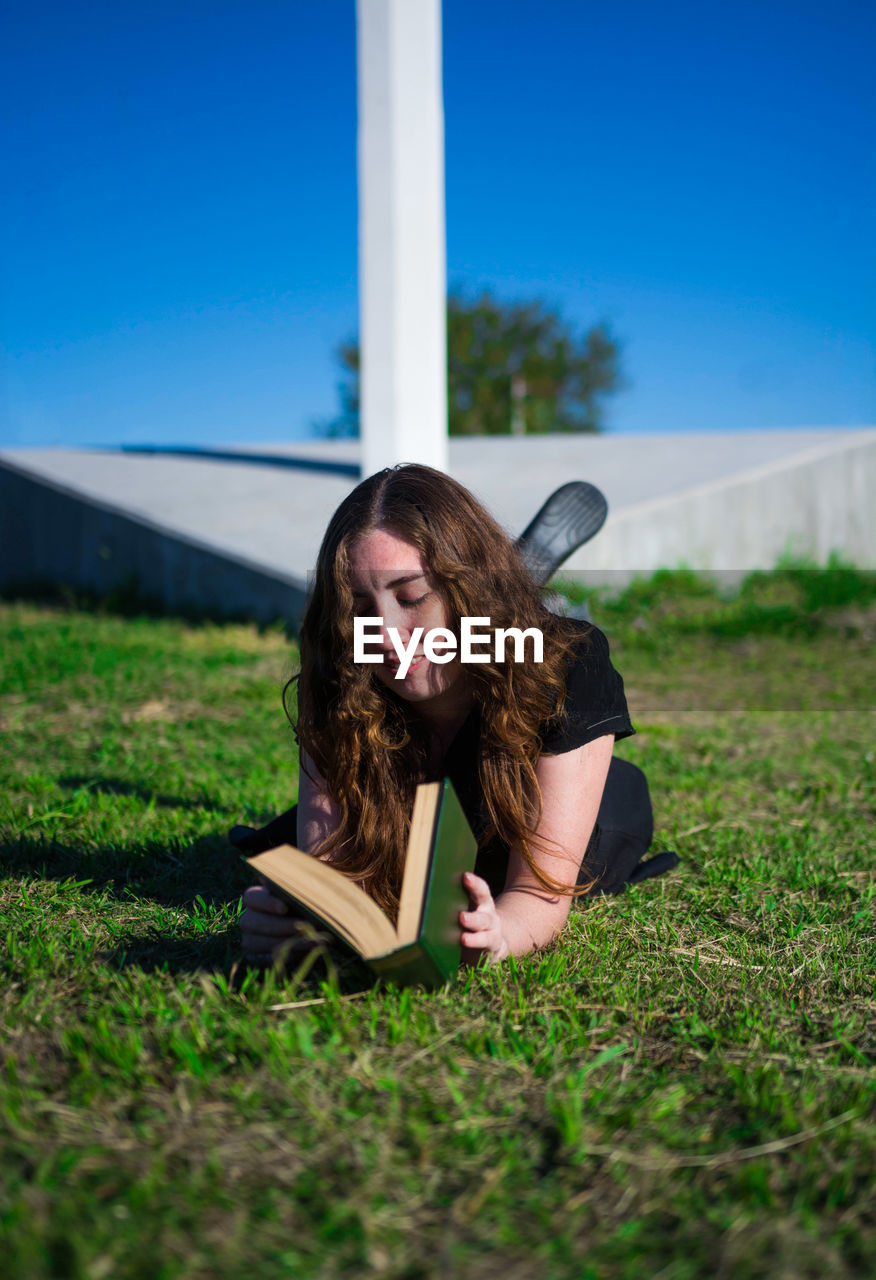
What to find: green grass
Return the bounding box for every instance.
[1,569,874,1279]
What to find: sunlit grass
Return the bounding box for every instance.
[1,569,874,1278]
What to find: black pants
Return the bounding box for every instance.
[581,756,679,893]
[579,756,655,894]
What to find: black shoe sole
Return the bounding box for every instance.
[516,481,609,585]
[627,851,680,884]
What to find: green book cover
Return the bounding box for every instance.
[370,777,476,986]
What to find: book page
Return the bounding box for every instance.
[396,781,442,942]
[247,845,398,956]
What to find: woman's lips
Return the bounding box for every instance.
[384,652,426,674]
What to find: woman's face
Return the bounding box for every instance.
[348,527,467,709]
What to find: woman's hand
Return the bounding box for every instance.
[459,872,510,966]
[239,884,323,964]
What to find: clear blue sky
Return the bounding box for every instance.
[2,0,874,447]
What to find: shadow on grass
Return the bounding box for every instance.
[98,927,373,994]
[56,775,292,840]
[58,774,218,812]
[0,831,249,910]
[1,832,375,990]
[99,926,242,976]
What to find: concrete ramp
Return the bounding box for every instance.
[1,428,873,625]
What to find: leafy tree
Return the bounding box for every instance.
[322,290,623,437]
[324,338,361,439]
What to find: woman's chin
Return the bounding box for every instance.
[379,664,432,699]
[377,658,456,702]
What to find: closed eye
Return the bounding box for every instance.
[400,592,430,608]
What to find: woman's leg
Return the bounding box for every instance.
[578,756,676,895]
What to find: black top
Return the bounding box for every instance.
[435,621,634,895]
[535,622,635,754]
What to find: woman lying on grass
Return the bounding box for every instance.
[235,464,675,967]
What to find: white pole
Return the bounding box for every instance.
[356,0,449,477]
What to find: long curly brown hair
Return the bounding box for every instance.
[289,464,589,918]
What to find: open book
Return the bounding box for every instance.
[246,778,477,988]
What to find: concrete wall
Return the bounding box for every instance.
[563,432,876,582]
[0,460,308,627]
[2,430,873,627]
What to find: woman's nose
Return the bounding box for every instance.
[379,602,413,645]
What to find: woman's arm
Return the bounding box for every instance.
[240,753,342,961]
[460,734,614,963]
[296,752,343,853]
